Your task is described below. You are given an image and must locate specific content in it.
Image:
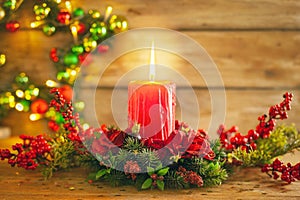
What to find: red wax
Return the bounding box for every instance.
[128,81,176,141]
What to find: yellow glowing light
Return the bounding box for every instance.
[70,70,77,76]
[65,1,72,12]
[74,101,85,111]
[11,0,16,10]
[70,24,78,43]
[55,0,62,4]
[149,42,155,81]
[0,54,6,66]
[15,103,24,111]
[15,90,24,98]
[104,6,113,21]
[45,107,56,118]
[8,95,15,108]
[88,9,100,18]
[32,88,39,96]
[30,21,45,28]
[83,123,89,130]
[45,7,51,16]
[122,21,128,30]
[25,94,32,100]
[46,80,58,87]
[29,113,42,121]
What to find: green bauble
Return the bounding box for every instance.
[19,100,30,112]
[42,24,56,36]
[57,71,70,81]
[73,8,84,17]
[63,53,79,66]
[15,73,29,84]
[89,22,107,38]
[71,45,84,55]
[3,0,13,8]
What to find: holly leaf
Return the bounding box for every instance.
[157,167,169,176]
[147,167,155,175]
[141,178,153,190]
[157,180,165,191]
[156,163,163,171]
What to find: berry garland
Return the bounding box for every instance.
[0,91,299,190]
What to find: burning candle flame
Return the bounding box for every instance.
[149,42,155,81]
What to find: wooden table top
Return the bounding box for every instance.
[0,154,299,200]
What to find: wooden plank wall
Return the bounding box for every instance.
[0,0,300,136]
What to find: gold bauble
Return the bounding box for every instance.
[109,15,128,33]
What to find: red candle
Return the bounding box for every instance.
[128,80,176,141]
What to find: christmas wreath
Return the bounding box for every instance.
[0,90,299,190]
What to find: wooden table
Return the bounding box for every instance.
[0,151,299,200]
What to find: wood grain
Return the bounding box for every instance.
[11,0,300,30]
[1,30,300,88]
[0,152,299,200]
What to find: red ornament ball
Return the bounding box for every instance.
[77,22,86,35]
[58,85,73,101]
[31,99,49,114]
[6,20,20,32]
[56,10,71,24]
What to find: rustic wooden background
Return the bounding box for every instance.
[0,0,300,137]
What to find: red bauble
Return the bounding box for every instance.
[56,10,71,24]
[58,85,73,101]
[77,22,86,35]
[30,99,49,114]
[6,21,20,32]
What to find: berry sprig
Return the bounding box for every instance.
[124,160,141,181]
[261,158,300,184]
[50,88,80,142]
[0,134,51,170]
[176,166,203,187]
[49,88,91,157]
[218,92,293,152]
